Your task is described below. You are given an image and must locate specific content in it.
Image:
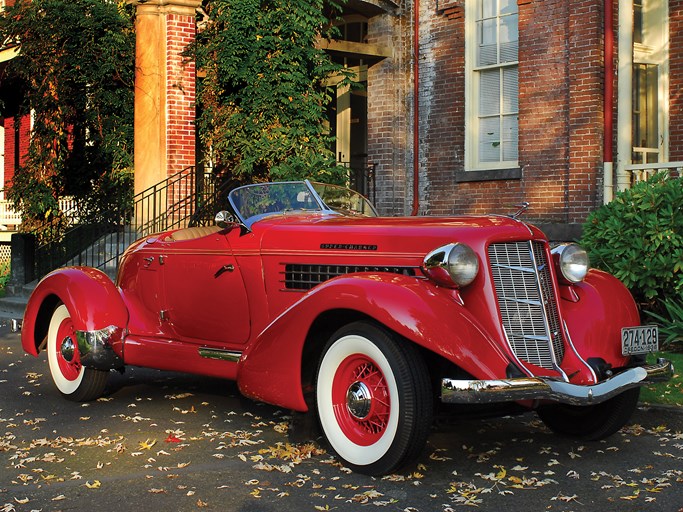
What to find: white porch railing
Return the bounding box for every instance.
[625,161,683,184]
[0,200,21,228]
[0,197,79,229]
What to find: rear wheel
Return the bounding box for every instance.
[536,387,640,441]
[46,304,108,401]
[315,321,432,475]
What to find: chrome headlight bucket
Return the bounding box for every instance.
[552,243,590,283]
[422,243,480,288]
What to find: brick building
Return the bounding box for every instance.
[2,0,679,239]
[127,0,672,237]
[345,0,678,237]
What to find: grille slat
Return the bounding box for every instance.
[284,264,416,290]
[488,241,565,370]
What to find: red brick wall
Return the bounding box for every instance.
[165,13,197,211]
[165,13,196,176]
[3,113,30,190]
[420,0,465,216]
[367,12,411,215]
[566,0,604,220]
[368,0,607,225]
[670,1,683,160]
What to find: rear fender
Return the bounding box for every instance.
[22,267,129,360]
[238,274,513,411]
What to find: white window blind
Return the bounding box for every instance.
[468,0,519,169]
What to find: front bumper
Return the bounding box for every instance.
[441,359,673,406]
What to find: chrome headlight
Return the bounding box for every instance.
[422,243,479,288]
[552,243,589,283]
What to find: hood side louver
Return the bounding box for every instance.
[283,264,417,290]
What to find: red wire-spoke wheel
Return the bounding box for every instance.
[331,354,391,446]
[316,321,432,475]
[46,304,108,401]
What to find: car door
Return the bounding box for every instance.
[159,229,251,346]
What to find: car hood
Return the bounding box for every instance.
[253,213,545,258]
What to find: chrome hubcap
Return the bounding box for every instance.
[60,337,75,362]
[346,381,372,419]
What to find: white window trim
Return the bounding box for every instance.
[617,0,669,191]
[464,0,519,172]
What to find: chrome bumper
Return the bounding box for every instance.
[441,359,673,406]
[75,325,124,370]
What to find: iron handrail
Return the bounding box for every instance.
[33,166,214,278]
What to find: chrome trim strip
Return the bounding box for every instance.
[562,320,598,384]
[441,359,673,406]
[75,326,124,370]
[198,348,242,363]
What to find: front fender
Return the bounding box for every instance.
[22,267,129,360]
[561,269,641,368]
[238,274,513,411]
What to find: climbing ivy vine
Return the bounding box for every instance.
[192,0,349,184]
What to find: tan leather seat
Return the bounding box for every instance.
[167,226,222,241]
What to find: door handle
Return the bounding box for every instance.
[214,264,234,279]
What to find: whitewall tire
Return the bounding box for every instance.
[46,304,108,401]
[315,321,432,475]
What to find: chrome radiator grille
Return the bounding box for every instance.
[488,241,565,370]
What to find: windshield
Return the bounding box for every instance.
[311,182,378,217]
[228,181,377,229]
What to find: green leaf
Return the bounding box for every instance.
[582,175,683,311]
[190,0,349,184]
[1,0,135,234]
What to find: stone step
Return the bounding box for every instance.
[65,230,139,268]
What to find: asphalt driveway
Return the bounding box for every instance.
[1,324,682,512]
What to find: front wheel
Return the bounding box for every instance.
[315,321,433,475]
[536,387,640,441]
[46,304,108,401]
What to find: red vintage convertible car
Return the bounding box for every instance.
[21,180,672,475]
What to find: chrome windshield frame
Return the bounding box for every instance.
[227,180,376,230]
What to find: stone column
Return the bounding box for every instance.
[127,0,201,197]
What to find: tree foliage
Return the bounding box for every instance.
[0,0,135,231]
[192,0,349,184]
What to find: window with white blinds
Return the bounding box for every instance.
[466,0,519,170]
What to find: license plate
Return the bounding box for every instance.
[621,325,659,355]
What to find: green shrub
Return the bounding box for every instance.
[646,298,683,352]
[0,261,9,297]
[581,174,683,308]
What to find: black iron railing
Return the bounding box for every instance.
[33,166,217,278]
[346,162,376,205]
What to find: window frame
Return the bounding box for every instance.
[464,0,519,173]
[631,0,668,164]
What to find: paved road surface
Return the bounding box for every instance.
[1,324,682,511]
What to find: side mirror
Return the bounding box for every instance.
[214,210,235,228]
